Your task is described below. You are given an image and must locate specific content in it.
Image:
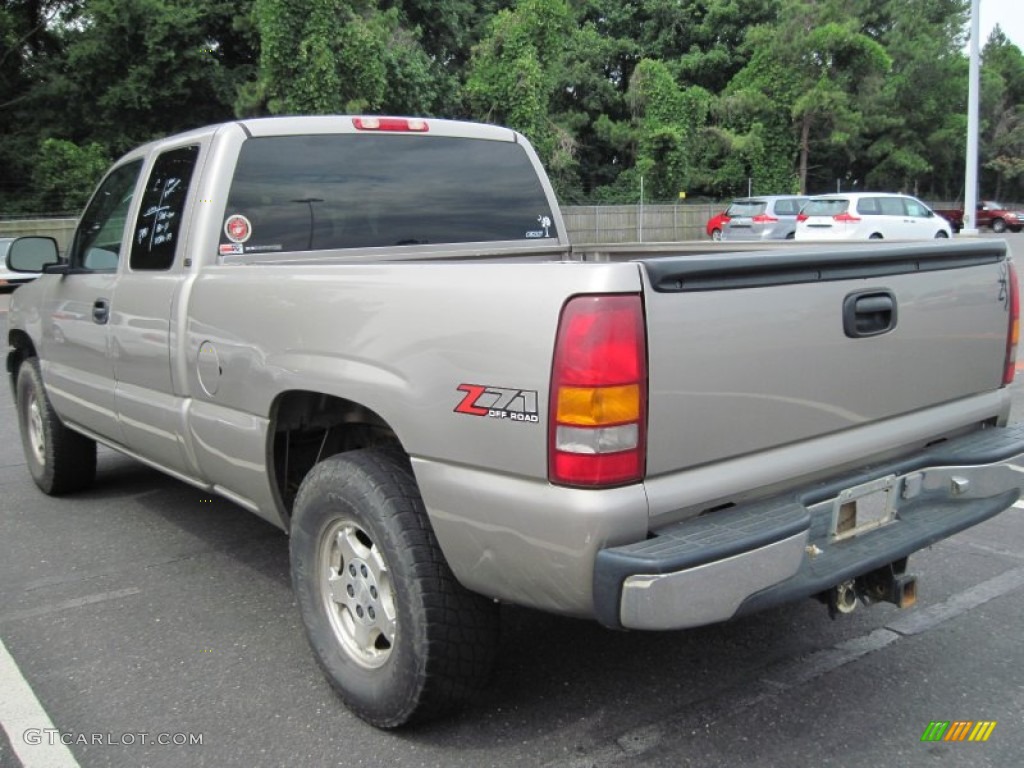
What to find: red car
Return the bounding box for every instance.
[706,211,729,240]
[934,200,1023,233]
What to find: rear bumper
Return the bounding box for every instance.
[594,424,1024,630]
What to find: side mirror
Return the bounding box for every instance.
[7,236,60,273]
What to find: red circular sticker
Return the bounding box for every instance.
[224,214,252,243]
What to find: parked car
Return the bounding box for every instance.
[705,210,729,240]
[795,193,952,240]
[721,195,809,241]
[1,237,43,289]
[934,201,1024,234]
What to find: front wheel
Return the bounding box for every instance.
[16,357,96,495]
[935,230,949,238]
[290,449,499,728]
[711,228,722,241]
[991,218,1007,233]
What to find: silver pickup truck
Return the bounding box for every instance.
[6,116,1024,728]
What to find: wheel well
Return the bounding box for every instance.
[270,391,403,524]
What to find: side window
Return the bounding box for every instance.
[857,198,880,216]
[130,145,200,271]
[69,160,144,270]
[878,197,904,216]
[904,198,927,217]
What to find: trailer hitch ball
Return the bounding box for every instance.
[829,579,858,617]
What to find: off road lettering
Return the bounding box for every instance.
[455,384,539,422]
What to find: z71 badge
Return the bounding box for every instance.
[455,384,539,423]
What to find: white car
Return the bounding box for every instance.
[795,193,952,240]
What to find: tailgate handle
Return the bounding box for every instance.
[844,290,896,338]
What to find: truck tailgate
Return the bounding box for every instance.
[639,241,1013,477]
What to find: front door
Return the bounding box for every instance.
[39,160,143,443]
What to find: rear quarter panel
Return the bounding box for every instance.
[182,260,644,479]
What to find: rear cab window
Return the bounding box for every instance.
[218,134,558,256]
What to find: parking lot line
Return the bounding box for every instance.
[0,636,81,768]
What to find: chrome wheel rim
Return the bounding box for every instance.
[26,392,45,466]
[318,518,396,669]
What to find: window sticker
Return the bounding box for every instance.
[224,214,252,243]
[526,215,553,239]
[219,243,244,256]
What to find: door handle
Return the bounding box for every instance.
[843,290,896,338]
[92,298,110,325]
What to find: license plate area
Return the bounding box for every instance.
[831,475,897,542]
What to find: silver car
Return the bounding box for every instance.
[721,195,809,241]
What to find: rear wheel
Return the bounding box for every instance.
[992,218,1006,233]
[711,228,722,241]
[15,357,96,495]
[290,449,499,728]
[935,230,949,238]
[868,233,884,240]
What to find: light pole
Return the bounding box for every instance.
[963,0,981,236]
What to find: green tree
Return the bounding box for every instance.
[981,28,1024,199]
[252,0,443,116]
[30,137,109,212]
[729,0,889,194]
[854,0,968,197]
[465,0,577,191]
[0,1,81,212]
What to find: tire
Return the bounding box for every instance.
[868,233,884,240]
[290,448,499,728]
[935,230,949,238]
[711,228,722,241]
[991,218,1006,233]
[15,357,97,495]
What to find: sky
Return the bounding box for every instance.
[971,0,1023,51]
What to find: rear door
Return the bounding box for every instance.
[111,143,202,476]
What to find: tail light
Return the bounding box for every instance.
[833,212,861,223]
[752,214,779,223]
[1003,260,1019,387]
[549,295,647,487]
[352,117,429,132]
[796,213,809,222]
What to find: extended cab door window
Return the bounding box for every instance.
[69,160,144,271]
[130,145,200,270]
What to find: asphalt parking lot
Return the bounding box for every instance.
[1,233,1023,768]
